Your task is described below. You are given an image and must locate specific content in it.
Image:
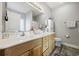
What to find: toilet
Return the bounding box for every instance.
[52,38,62,56]
[55,38,62,47]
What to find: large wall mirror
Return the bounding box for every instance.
[2,2,44,39]
[2,2,34,39]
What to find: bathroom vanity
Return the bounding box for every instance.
[0,2,56,56]
[0,32,55,56]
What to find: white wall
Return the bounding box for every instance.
[0,2,2,32]
[52,2,79,47]
[0,2,2,39]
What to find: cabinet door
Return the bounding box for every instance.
[32,45,42,56]
[21,50,32,56]
[43,34,55,56]
[43,36,49,52]
[48,34,55,53]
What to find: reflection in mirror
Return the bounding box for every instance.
[2,2,43,39]
[47,19,55,32]
[2,2,33,39]
[20,16,25,32]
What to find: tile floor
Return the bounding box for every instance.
[51,45,79,56]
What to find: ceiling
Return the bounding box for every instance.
[45,2,65,9]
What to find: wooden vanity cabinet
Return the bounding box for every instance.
[48,34,55,55]
[32,45,42,56]
[0,33,55,56]
[20,38,43,56]
[43,34,55,56]
[21,44,43,56]
[4,41,33,56]
[2,38,42,56]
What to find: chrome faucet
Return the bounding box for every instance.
[21,32,25,36]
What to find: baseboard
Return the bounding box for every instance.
[62,43,79,49]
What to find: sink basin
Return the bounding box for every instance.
[8,30,44,41]
[14,33,34,40]
[33,30,43,35]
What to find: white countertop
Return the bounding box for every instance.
[0,32,55,49]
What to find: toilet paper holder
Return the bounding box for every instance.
[65,35,70,38]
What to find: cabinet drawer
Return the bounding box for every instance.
[32,45,42,56]
[32,38,42,46]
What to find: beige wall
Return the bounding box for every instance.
[52,2,79,48]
